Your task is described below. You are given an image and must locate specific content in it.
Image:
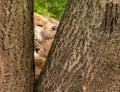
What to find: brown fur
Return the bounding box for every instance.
[34,12,59,80]
[34,13,59,40]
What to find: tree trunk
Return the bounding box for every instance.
[0,0,34,92]
[37,0,120,92]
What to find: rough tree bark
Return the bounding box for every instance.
[0,0,34,92]
[37,0,120,92]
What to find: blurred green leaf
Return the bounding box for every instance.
[34,0,68,20]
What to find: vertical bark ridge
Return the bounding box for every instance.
[0,0,34,92]
[37,0,120,92]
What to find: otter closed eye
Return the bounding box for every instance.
[37,24,43,27]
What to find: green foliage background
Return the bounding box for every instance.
[34,0,68,20]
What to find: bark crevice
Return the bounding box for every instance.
[100,2,120,38]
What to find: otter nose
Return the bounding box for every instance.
[35,47,40,53]
[52,26,57,31]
